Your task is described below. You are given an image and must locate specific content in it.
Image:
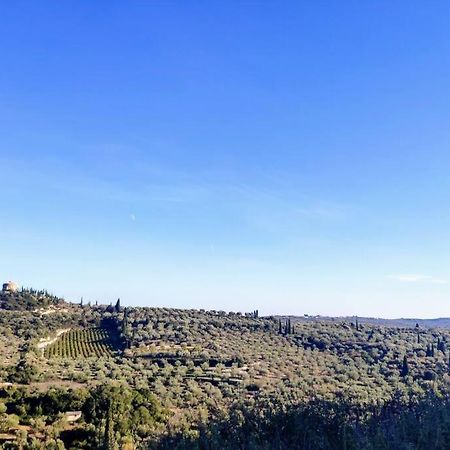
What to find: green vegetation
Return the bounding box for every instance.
[44,328,116,359]
[0,288,63,311]
[1,287,450,448]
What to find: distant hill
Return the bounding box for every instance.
[278,315,450,329]
[0,287,64,311]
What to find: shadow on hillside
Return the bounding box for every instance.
[156,392,450,450]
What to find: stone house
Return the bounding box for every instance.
[2,281,18,293]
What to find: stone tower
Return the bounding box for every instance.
[2,281,18,293]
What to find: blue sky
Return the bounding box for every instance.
[1,2,450,317]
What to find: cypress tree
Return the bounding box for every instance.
[278,319,282,334]
[401,355,409,377]
[115,298,121,313]
[431,343,435,357]
[122,307,129,335]
[103,402,116,450]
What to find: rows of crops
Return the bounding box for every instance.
[44,328,115,358]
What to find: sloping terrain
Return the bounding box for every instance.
[1,290,450,448]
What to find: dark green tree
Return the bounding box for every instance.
[401,355,409,377]
[122,307,129,337]
[426,343,436,357]
[103,401,116,450]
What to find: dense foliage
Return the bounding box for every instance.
[0,289,63,312]
[1,290,450,448]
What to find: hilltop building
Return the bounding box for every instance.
[2,281,18,293]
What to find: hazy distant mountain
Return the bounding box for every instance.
[278,315,450,329]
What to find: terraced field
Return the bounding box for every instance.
[44,327,116,358]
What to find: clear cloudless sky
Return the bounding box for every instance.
[1,1,450,318]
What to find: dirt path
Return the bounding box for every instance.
[37,328,70,351]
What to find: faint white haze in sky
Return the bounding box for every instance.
[1,2,450,318]
[3,4,450,450]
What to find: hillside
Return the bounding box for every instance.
[285,314,450,329]
[0,287,64,312]
[1,291,450,448]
